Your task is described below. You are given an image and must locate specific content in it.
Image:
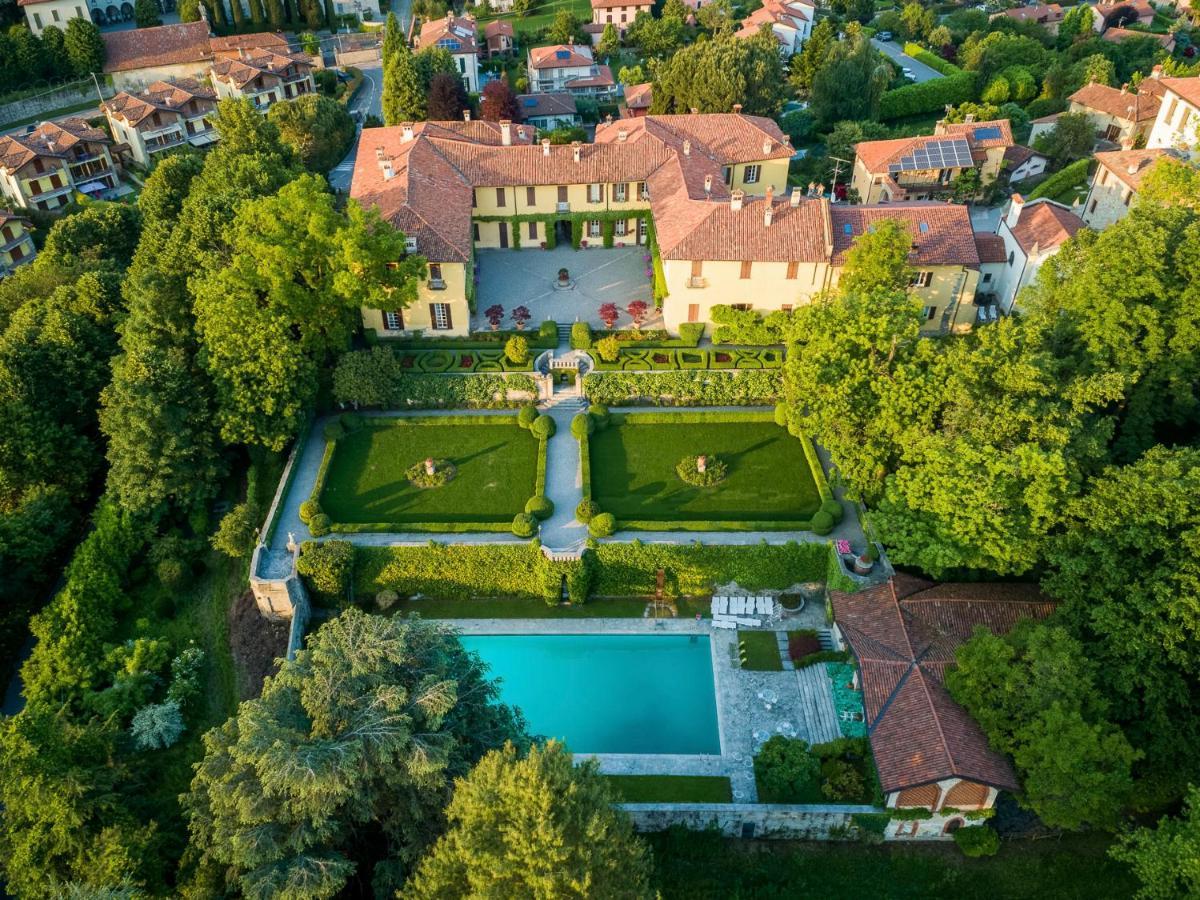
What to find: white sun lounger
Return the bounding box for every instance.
[735,617,761,627]
[712,620,738,630]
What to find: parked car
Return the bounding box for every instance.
[902,67,915,79]
[877,30,893,41]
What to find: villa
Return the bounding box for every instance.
[590,0,654,32]
[350,110,987,340]
[527,44,616,98]
[209,44,316,111]
[1146,76,1200,153]
[0,210,36,277]
[991,194,1084,313]
[412,13,482,93]
[102,78,220,168]
[734,0,816,55]
[0,118,119,211]
[1066,75,1168,148]
[1082,148,1180,229]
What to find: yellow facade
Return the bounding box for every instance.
[360,261,471,337]
[0,160,73,211]
[23,0,88,35]
[0,218,35,274]
[727,158,789,196]
[853,148,1004,204]
[470,180,651,249]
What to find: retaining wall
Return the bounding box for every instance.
[620,802,878,839]
[0,81,113,128]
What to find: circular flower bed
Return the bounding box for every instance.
[405,458,457,489]
[676,454,728,487]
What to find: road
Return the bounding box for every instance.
[328,63,382,193]
[871,38,945,84]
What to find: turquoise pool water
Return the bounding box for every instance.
[460,634,721,755]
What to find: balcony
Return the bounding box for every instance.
[686,276,707,289]
[556,201,570,213]
[0,232,30,253]
[427,278,446,291]
[69,159,115,182]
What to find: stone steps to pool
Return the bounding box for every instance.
[794,664,841,745]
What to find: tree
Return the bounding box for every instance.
[837,218,913,296]
[268,93,355,173]
[403,742,653,900]
[753,736,821,802]
[383,40,425,123]
[651,33,786,116]
[1057,3,1093,48]
[899,1,934,41]
[134,0,162,26]
[178,0,202,21]
[789,18,834,97]
[63,18,104,77]
[547,9,585,44]
[696,0,735,35]
[1032,110,1096,165]
[597,22,620,57]
[129,699,185,750]
[381,10,403,65]
[627,9,686,58]
[480,78,518,121]
[427,71,468,120]
[617,63,647,85]
[39,25,72,81]
[1071,52,1117,90]
[183,611,527,899]
[809,27,890,125]
[1112,786,1200,899]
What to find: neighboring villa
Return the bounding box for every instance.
[413,13,482,93]
[990,2,1064,32]
[527,44,616,98]
[851,117,1013,204]
[590,0,654,32]
[1003,144,1048,183]
[0,118,119,211]
[624,82,653,117]
[516,93,581,131]
[1146,76,1200,152]
[0,210,36,277]
[350,111,987,340]
[1102,26,1175,52]
[1082,147,1179,229]
[209,44,316,111]
[483,20,515,58]
[1067,76,1167,147]
[1091,0,1155,32]
[102,78,219,167]
[734,0,816,54]
[830,575,1055,837]
[19,0,92,35]
[992,194,1084,312]
[101,21,215,91]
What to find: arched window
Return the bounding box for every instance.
[895,784,940,810]
[943,817,965,835]
[944,780,989,809]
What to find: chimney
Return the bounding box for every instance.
[1006,193,1025,230]
[689,107,698,115]
[764,194,773,227]
[790,186,802,207]
[762,138,772,154]
[446,9,453,20]
[1120,82,1130,94]
[683,139,691,157]
[517,126,528,141]
[500,119,512,146]
[704,173,712,195]
[816,183,825,196]
[964,113,976,123]
[375,146,385,161]
[1151,64,1162,79]
[401,122,414,142]
[463,109,471,122]
[1127,161,1140,175]
[572,141,581,162]
[542,138,551,156]
[732,103,743,114]
[617,127,627,142]
[605,113,613,124]
[381,158,394,180]
[730,189,744,211]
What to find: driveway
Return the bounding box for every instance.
[327,63,382,192]
[871,38,945,83]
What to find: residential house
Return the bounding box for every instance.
[1027,111,1063,145]
[973,232,1008,306]
[210,43,316,111]
[413,13,482,93]
[624,82,652,117]
[590,0,654,32]
[1091,0,1156,31]
[851,118,1013,204]
[516,93,581,130]
[19,0,91,36]
[990,2,1065,32]
[0,210,36,277]
[830,575,1055,836]
[734,0,816,54]
[483,20,515,58]
[993,194,1084,312]
[1003,144,1048,183]
[102,21,215,92]
[1067,75,1167,147]
[527,44,616,98]
[1101,26,1175,52]
[1147,76,1200,152]
[1082,147,1180,228]
[0,118,119,211]
[103,78,219,168]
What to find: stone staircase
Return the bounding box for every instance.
[794,663,841,745]
[817,628,836,651]
[556,322,574,346]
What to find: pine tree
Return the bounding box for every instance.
[381,11,403,65]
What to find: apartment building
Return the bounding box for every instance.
[350,111,987,340]
[210,45,316,111]
[0,118,119,211]
[734,0,816,55]
[0,211,36,277]
[527,45,616,98]
[852,118,1013,204]
[103,79,219,168]
[590,0,653,32]
[413,13,482,93]
[1147,76,1200,152]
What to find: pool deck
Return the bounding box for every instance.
[447,617,842,802]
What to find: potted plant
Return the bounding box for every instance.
[541,241,548,250]
[853,544,878,575]
[557,267,570,287]
[599,302,619,329]
[627,300,649,327]
[484,304,504,330]
[511,305,531,330]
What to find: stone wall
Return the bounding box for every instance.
[620,803,878,840]
[0,81,114,128]
[335,46,382,67]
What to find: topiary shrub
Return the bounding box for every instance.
[405,458,456,488]
[340,411,364,432]
[576,499,600,523]
[375,589,399,610]
[588,512,616,538]
[774,402,789,427]
[539,319,557,342]
[308,513,332,537]
[518,404,539,428]
[530,415,556,439]
[571,413,593,439]
[323,420,346,441]
[296,539,354,605]
[525,494,554,519]
[953,825,1000,857]
[505,334,529,365]
[676,454,728,487]
[512,512,539,538]
[299,499,321,524]
[595,334,620,362]
[810,510,835,535]
[570,321,592,349]
[819,498,844,524]
[156,557,187,590]
[588,403,610,429]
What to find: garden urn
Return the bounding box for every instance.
[425,457,435,476]
[697,454,707,474]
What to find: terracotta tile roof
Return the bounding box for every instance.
[102,21,213,74]
[1003,144,1043,167]
[857,120,1012,176]
[529,44,595,70]
[997,2,1063,24]
[592,0,652,8]
[434,137,671,187]
[1161,76,1200,108]
[1093,148,1176,191]
[515,92,578,120]
[1069,81,1161,123]
[597,113,793,164]
[1030,112,1063,125]
[416,13,479,54]
[1095,0,1153,23]
[625,82,652,110]
[936,118,1014,150]
[210,50,314,89]
[565,65,615,89]
[1101,26,1174,48]
[0,118,110,172]
[484,19,514,38]
[736,0,813,37]
[831,203,980,267]
[662,192,832,262]
[974,232,1007,263]
[0,209,31,227]
[104,78,216,126]
[210,31,289,55]
[831,576,1054,794]
[1009,199,1084,254]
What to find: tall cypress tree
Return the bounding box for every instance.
[247,0,267,26]
[381,41,425,123]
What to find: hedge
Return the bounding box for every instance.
[583,370,781,406]
[579,427,592,502]
[798,432,834,503]
[333,348,537,409]
[583,323,705,349]
[879,71,979,120]
[354,541,560,601]
[1027,157,1092,201]
[902,42,962,76]
[371,324,558,350]
[591,346,783,372]
[397,348,534,373]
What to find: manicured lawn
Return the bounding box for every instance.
[606,775,734,803]
[739,630,782,671]
[380,596,711,619]
[589,414,822,526]
[477,0,590,35]
[320,418,538,527]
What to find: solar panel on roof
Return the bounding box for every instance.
[843,223,853,235]
[972,126,1002,141]
[524,97,538,107]
[893,137,972,172]
[555,49,570,59]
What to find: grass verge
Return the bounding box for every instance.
[739,630,783,671]
[607,775,734,803]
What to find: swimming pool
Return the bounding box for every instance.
[460,634,721,755]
